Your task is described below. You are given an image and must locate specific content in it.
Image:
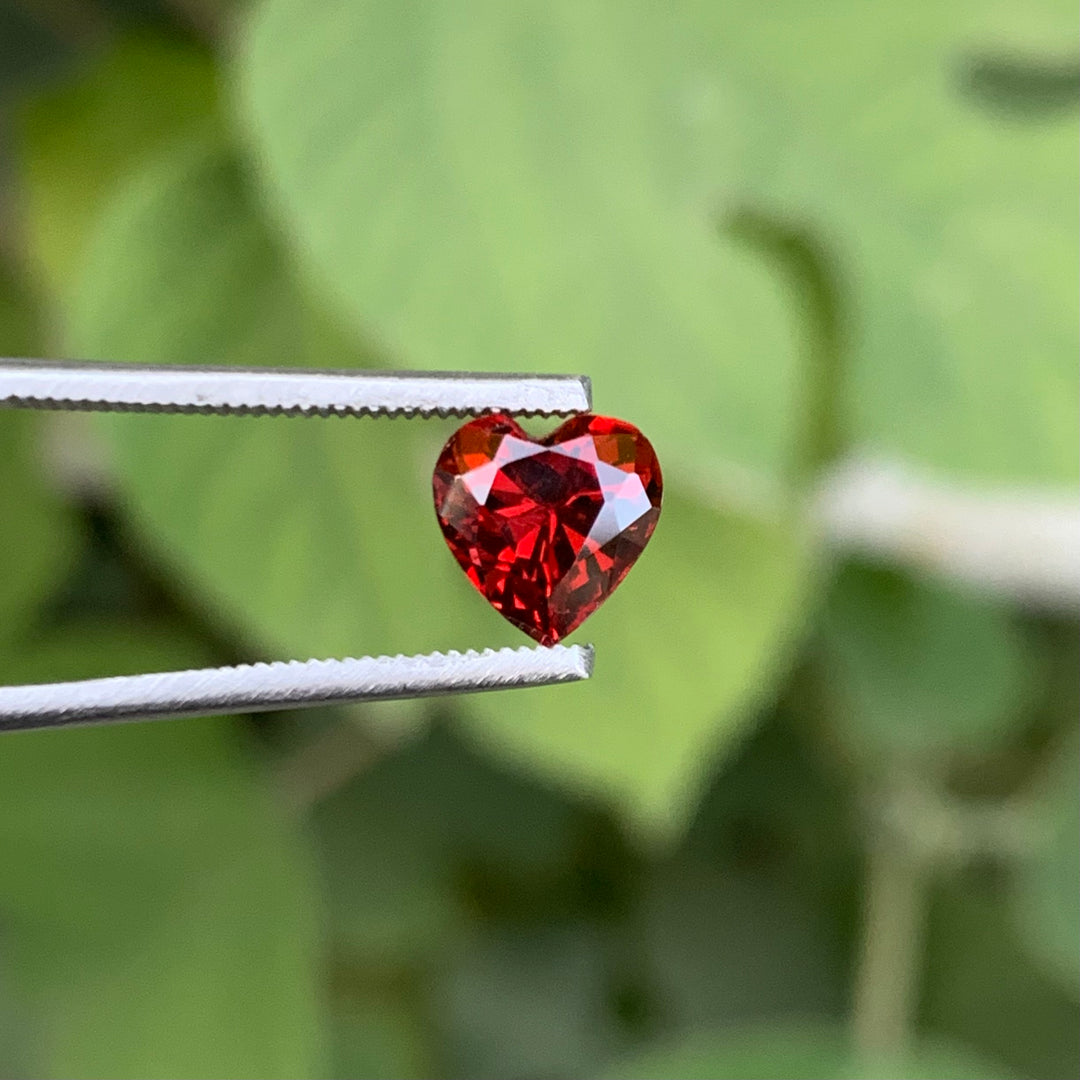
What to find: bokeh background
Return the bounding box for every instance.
[1,2,1077,1078]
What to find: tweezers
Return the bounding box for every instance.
[0,359,595,732]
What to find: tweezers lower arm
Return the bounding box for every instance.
[0,360,595,730]
[0,645,595,732]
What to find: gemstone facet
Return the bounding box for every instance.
[432,413,662,645]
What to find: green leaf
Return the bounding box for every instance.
[315,725,582,964]
[435,923,623,1079]
[0,620,325,1078]
[0,271,38,355]
[599,1025,1014,1080]
[461,496,813,838]
[64,142,499,664]
[331,998,429,1080]
[821,563,1031,760]
[923,880,1080,1079]
[16,31,218,292]
[719,0,1079,486]
[317,725,639,1078]
[637,860,845,1029]
[235,0,1077,486]
[1012,729,1080,993]
[2,616,218,687]
[62,141,815,836]
[682,704,858,897]
[0,280,79,650]
[234,0,804,483]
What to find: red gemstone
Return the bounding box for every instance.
[432,413,662,645]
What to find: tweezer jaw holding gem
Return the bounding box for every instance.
[0,360,595,731]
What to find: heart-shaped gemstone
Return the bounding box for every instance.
[433,413,662,645]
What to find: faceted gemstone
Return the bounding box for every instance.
[432,413,662,645]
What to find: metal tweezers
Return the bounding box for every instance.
[0,359,595,732]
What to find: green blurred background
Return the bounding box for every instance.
[0,1,1077,1077]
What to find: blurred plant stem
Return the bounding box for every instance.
[851,773,1044,1060]
[851,832,927,1060]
